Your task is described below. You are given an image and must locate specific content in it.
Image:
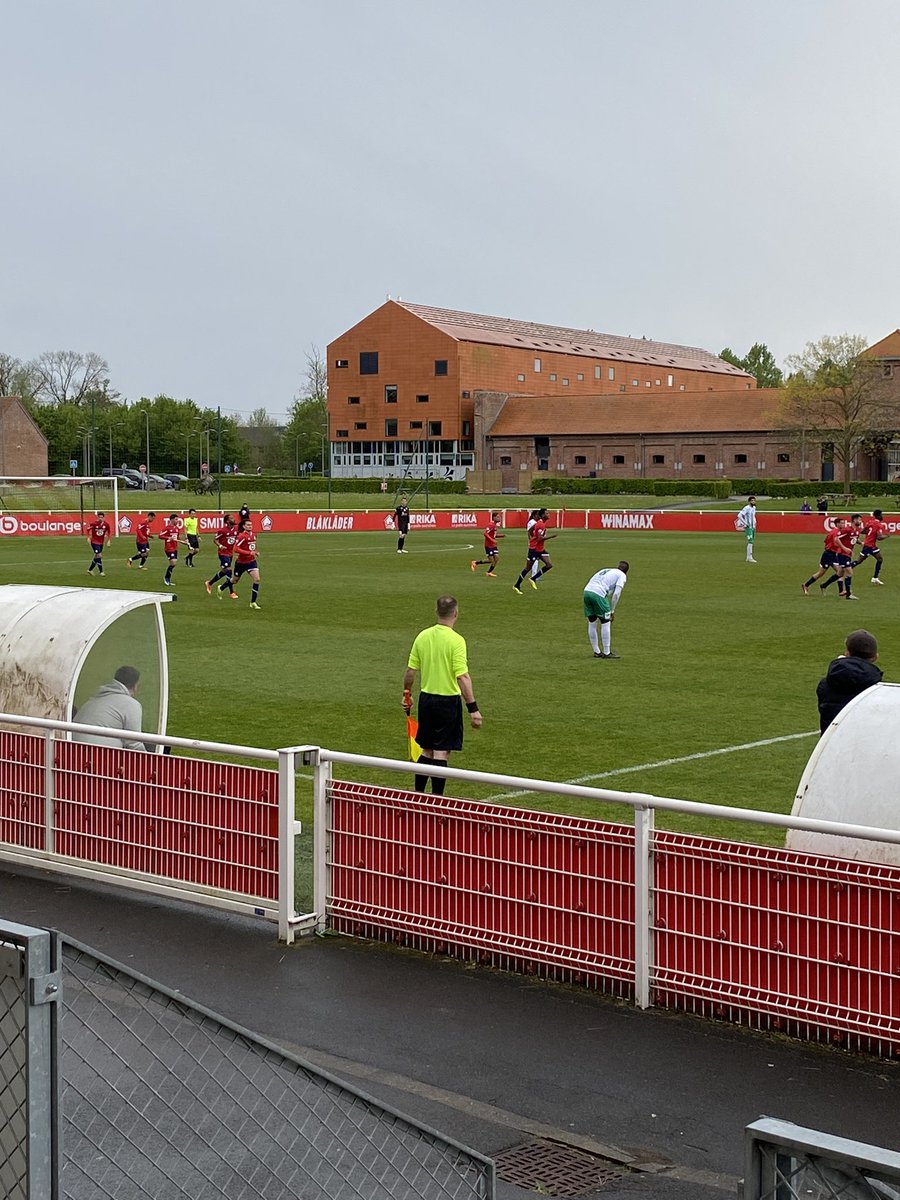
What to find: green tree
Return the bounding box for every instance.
[280,346,328,473]
[719,343,783,388]
[0,354,41,404]
[778,334,896,484]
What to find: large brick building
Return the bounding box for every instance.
[326,301,753,480]
[0,397,49,476]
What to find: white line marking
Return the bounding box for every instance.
[483,731,818,802]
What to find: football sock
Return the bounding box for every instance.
[537,564,553,578]
[218,579,230,592]
[821,574,839,590]
[588,622,600,654]
[514,570,526,588]
[208,571,221,586]
[875,559,883,578]
[414,756,434,793]
[837,579,845,595]
[397,535,406,551]
[430,772,447,796]
[601,623,612,654]
[165,568,173,583]
[251,582,259,603]
[803,576,817,589]
[186,553,194,566]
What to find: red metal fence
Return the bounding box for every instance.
[326,780,900,1055]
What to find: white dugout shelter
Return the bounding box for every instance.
[788,682,900,865]
[0,585,174,747]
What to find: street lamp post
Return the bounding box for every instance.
[199,429,211,477]
[108,422,125,472]
[139,409,151,477]
[186,431,199,478]
[294,436,301,477]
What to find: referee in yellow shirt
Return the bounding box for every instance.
[183,508,201,567]
[403,595,482,793]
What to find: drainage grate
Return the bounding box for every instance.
[494,1138,629,1196]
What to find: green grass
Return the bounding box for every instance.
[3,524,896,857]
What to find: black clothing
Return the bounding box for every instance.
[239,505,250,524]
[395,504,410,533]
[416,693,464,752]
[816,656,883,734]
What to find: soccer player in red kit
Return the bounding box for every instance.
[126,512,156,570]
[852,509,890,585]
[158,514,186,588]
[471,510,505,576]
[232,518,262,609]
[86,512,111,576]
[802,519,846,593]
[513,507,557,593]
[205,515,239,599]
[818,517,860,599]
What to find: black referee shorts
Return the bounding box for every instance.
[416,693,464,752]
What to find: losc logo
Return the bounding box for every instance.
[384,515,396,530]
[260,514,273,530]
[0,513,19,535]
[119,516,133,533]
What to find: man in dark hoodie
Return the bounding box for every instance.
[816,630,882,735]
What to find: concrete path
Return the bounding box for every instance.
[4,863,899,1199]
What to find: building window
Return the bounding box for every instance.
[576,373,584,381]
[612,454,625,465]
[385,419,397,437]
[500,456,512,466]
[652,454,665,465]
[409,421,423,429]
[427,421,442,437]
[549,373,557,382]
[347,396,360,405]
[517,373,525,382]
[462,420,471,436]
[434,359,448,376]
[359,351,378,375]
[645,381,652,388]
[777,452,791,463]
[416,394,429,403]
[562,378,569,386]
[534,358,541,372]
[384,385,398,403]
[354,421,367,430]
[336,428,348,438]
[334,358,348,368]
[608,367,615,381]
[461,390,471,398]
[693,454,706,464]
[632,379,639,387]
[574,455,587,465]
[595,366,602,380]
[619,385,626,392]
[734,453,748,464]
[884,364,894,378]
[667,374,674,387]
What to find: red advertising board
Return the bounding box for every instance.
[0,508,897,538]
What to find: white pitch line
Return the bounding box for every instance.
[483,730,818,803]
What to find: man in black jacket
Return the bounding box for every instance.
[816,629,882,735]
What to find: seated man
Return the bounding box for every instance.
[816,630,882,735]
[73,666,145,750]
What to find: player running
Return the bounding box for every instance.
[735,497,757,562]
[206,515,239,599]
[126,512,156,570]
[818,516,861,599]
[471,511,504,576]
[583,562,629,659]
[232,518,262,609]
[852,509,890,585]
[183,508,201,567]
[513,508,556,593]
[158,514,187,588]
[802,519,847,594]
[86,512,111,577]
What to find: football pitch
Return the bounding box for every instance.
[3,525,896,846]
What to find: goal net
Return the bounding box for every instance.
[0,477,120,532]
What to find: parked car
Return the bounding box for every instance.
[147,474,174,489]
[164,473,188,489]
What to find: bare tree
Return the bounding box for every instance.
[34,350,111,405]
[303,345,327,402]
[778,334,897,484]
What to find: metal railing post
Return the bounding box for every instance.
[312,749,331,934]
[276,748,299,945]
[633,805,654,1009]
[43,729,55,855]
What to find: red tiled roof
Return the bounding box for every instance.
[487,390,786,437]
[864,330,900,360]
[398,301,751,379]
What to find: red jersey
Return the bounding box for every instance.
[825,527,852,556]
[214,527,237,557]
[484,520,499,550]
[862,517,888,550]
[528,520,547,552]
[232,531,258,564]
[136,519,153,543]
[159,522,182,555]
[87,519,111,544]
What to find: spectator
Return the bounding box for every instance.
[73,666,145,750]
[800,499,811,513]
[816,630,882,735]
[817,496,829,512]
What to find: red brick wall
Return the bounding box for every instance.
[0,399,49,476]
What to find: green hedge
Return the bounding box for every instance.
[732,480,900,500]
[190,475,467,496]
[531,477,732,499]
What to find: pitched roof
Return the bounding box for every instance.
[486,389,786,437]
[397,301,751,379]
[0,396,49,445]
[864,330,900,360]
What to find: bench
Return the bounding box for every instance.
[824,493,856,507]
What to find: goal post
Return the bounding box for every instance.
[0,477,120,533]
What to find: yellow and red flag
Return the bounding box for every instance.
[406,715,422,762]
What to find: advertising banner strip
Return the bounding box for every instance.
[1,510,895,537]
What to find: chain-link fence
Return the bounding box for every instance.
[744,1117,900,1199]
[58,934,494,1199]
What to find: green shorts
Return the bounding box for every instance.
[744,528,755,544]
[583,590,611,619]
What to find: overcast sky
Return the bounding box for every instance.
[3,1,898,420]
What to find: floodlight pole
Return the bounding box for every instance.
[139,408,151,476]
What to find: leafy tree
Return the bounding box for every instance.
[719,343,784,388]
[778,334,896,484]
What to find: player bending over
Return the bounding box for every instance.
[583,561,629,659]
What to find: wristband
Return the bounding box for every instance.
[466,700,480,713]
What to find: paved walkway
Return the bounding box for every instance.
[4,863,900,1199]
